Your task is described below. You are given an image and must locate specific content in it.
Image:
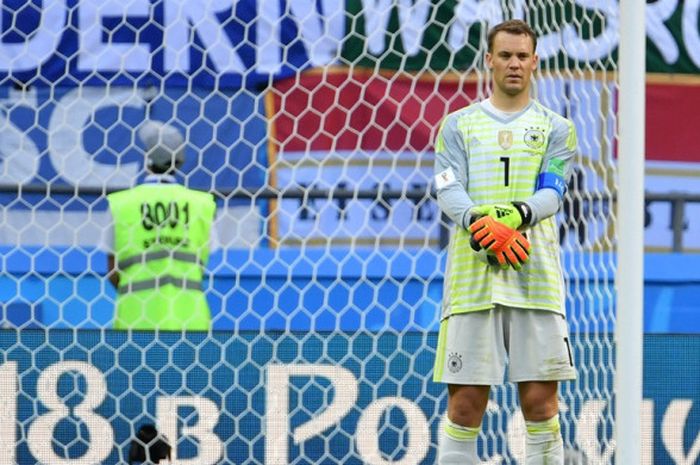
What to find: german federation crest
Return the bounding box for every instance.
[524,127,545,149]
[447,352,463,373]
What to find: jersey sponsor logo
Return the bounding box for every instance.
[447,352,463,373]
[498,130,513,149]
[524,127,545,149]
[434,168,457,189]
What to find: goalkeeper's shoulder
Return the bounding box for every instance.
[531,100,575,126]
[436,104,483,152]
[440,102,483,126]
[532,101,577,148]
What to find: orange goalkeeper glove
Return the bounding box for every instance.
[468,216,531,270]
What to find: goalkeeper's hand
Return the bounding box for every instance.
[469,201,532,230]
[468,216,531,270]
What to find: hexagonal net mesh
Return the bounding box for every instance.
[0,2,619,464]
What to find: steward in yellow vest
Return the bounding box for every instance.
[106,122,216,330]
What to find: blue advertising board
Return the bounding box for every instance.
[0,330,698,464]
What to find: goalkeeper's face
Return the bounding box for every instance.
[486,32,538,98]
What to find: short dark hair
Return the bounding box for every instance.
[487,20,537,53]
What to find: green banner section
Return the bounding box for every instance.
[341,0,699,74]
[646,2,700,74]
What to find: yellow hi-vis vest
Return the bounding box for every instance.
[107,183,216,330]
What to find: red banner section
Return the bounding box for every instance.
[271,69,700,164]
[646,82,700,163]
[267,69,481,246]
[270,68,479,153]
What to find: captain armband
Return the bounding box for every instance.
[535,172,567,198]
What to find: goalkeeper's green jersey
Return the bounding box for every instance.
[434,99,577,317]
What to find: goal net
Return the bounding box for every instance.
[0,1,622,464]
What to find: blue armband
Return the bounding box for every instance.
[535,172,567,197]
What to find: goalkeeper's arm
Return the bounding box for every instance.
[433,116,476,230]
[519,188,561,225]
[469,170,563,229]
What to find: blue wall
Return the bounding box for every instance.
[1,248,699,333]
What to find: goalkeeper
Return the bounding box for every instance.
[432,20,577,465]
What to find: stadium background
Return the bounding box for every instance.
[0,1,699,464]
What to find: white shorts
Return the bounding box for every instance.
[433,306,577,385]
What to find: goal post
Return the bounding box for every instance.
[616,0,646,463]
[0,2,647,464]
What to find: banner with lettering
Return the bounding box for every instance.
[4,0,700,89]
[0,85,267,247]
[344,0,700,75]
[0,330,698,464]
[0,0,329,88]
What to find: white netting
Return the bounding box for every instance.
[0,2,622,464]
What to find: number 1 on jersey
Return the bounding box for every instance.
[499,157,510,186]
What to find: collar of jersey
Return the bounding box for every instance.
[479,99,533,124]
